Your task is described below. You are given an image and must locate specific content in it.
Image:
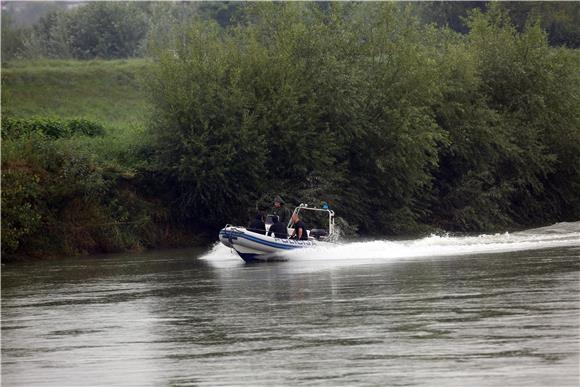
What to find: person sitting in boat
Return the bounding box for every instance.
[248,212,266,235]
[290,213,309,240]
[267,215,288,239]
[273,195,292,226]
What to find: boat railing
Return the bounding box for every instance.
[289,203,336,239]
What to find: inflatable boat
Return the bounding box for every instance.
[219,204,336,263]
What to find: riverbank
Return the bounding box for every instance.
[0,117,211,262]
[1,59,211,262]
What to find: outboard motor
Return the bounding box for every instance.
[309,229,328,241]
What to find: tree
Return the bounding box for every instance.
[1,13,28,60]
[430,4,580,230]
[499,2,580,48]
[146,3,447,233]
[67,3,148,59]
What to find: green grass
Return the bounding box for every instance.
[1,58,154,173]
[1,59,151,130]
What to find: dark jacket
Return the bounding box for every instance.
[268,221,288,239]
[248,216,266,235]
[292,219,309,240]
[273,205,292,225]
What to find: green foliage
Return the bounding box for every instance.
[146,21,267,227]
[21,3,148,59]
[416,1,580,48]
[3,2,577,63]
[1,133,156,260]
[146,3,445,233]
[146,2,580,235]
[499,2,580,48]
[28,9,72,58]
[3,1,579,65]
[1,116,105,139]
[467,4,579,223]
[414,1,487,33]
[2,2,579,261]
[67,3,148,59]
[1,13,28,61]
[1,168,42,253]
[428,4,580,230]
[3,2,241,61]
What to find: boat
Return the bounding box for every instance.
[219,203,336,263]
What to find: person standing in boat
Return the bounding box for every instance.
[248,212,266,235]
[267,215,288,239]
[273,195,292,226]
[290,213,309,240]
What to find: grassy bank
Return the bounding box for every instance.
[1,59,150,129]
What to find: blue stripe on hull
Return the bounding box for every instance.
[219,230,311,250]
[220,227,314,263]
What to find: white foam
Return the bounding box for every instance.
[201,221,580,269]
[287,222,579,261]
[199,242,237,262]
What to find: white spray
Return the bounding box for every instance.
[202,221,580,267]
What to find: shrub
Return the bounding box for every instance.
[1,134,154,260]
[1,116,105,140]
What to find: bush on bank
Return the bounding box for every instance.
[0,117,193,261]
[1,117,106,139]
[145,3,580,235]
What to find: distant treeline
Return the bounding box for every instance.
[1,2,238,60]
[1,3,579,260]
[1,1,579,61]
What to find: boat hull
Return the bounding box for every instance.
[219,226,315,263]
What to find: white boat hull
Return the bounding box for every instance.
[219,226,316,263]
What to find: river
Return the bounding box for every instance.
[2,222,579,386]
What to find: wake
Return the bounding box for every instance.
[201,221,580,265]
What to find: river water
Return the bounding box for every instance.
[2,222,579,386]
